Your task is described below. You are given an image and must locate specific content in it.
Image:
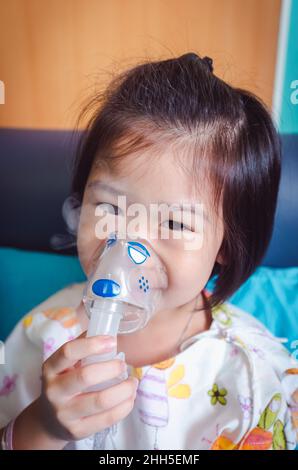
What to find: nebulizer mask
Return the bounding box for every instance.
[82,231,168,393]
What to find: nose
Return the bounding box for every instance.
[127,241,150,265]
[125,224,163,263]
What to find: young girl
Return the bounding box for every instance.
[1,52,297,450]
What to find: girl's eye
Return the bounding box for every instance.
[162,220,192,232]
[95,202,121,215]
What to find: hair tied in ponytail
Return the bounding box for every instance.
[178,52,214,73]
[201,56,214,73]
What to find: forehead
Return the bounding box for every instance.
[89,144,212,208]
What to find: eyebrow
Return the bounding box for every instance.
[87,180,127,196]
[164,203,209,223]
[87,180,209,223]
[87,180,138,203]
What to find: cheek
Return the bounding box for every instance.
[164,240,219,307]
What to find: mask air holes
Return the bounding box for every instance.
[138,277,150,292]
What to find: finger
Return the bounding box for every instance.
[80,395,135,435]
[61,376,138,421]
[51,358,127,397]
[45,335,117,376]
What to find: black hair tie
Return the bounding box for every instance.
[201,56,214,73]
[179,52,214,73]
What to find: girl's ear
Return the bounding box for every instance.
[50,194,81,251]
[62,194,82,234]
[215,246,226,266]
[216,253,224,265]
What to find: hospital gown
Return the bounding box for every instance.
[0,282,297,450]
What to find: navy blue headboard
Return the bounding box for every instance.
[0,128,297,267]
[262,134,298,267]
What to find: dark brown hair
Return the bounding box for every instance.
[71,52,281,310]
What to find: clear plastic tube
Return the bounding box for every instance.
[82,299,128,391]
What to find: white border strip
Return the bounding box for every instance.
[272,0,292,128]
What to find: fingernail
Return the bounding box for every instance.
[102,337,117,350]
[102,335,116,342]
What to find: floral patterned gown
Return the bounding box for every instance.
[0,282,297,450]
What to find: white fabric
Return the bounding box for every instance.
[0,282,297,450]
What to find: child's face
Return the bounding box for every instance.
[77,148,224,310]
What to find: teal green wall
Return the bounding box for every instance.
[274,0,298,134]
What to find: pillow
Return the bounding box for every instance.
[206,266,298,354]
[0,247,86,340]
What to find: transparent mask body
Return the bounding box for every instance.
[82,231,168,392]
